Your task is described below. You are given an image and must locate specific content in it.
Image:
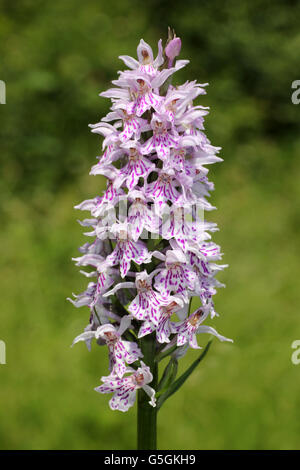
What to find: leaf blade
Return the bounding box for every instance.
[156,358,178,397]
[157,340,212,410]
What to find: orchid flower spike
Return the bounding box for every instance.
[69,32,232,434]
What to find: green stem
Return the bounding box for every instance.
[137,333,158,450]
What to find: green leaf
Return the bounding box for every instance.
[147,236,163,251]
[123,330,138,342]
[156,358,178,397]
[155,343,178,363]
[114,298,130,317]
[157,341,212,410]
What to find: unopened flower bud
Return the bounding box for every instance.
[165,37,182,67]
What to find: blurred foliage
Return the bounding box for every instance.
[0,0,300,450]
[1,0,299,198]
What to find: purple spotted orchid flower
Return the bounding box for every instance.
[69,33,232,433]
[138,296,185,343]
[95,361,155,412]
[73,316,142,378]
[172,306,233,349]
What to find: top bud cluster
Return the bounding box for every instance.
[69,36,232,412]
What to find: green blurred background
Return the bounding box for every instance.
[1,0,300,450]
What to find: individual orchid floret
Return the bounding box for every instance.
[127,190,160,240]
[95,319,142,378]
[142,113,178,160]
[104,270,172,326]
[78,238,106,255]
[195,265,227,305]
[75,179,124,219]
[105,223,152,277]
[153,243,197,301]
[89,122,121,164]
[159,84,204,127]
[71,306,119,351]
[67,261,116,308]
[119,37,188,78]
[72,254,116,296]
[126,75,163,117]
[145,168,180,215]
[88,121,121,141]
[95,361,156,412]
[160,204,191,252]
[138,296,185,343]
[128,273,176,326]
[186,247,227,306]
[172,306,233,349]
[175,104,209,130]
[169,134,202,169]
[68,281,106,309]
[113,141,155,191]
[188,247,222,276]
[160,203,219,253]
[105,72,162,118]
[103,105,150,143]
[119,39,164,78]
